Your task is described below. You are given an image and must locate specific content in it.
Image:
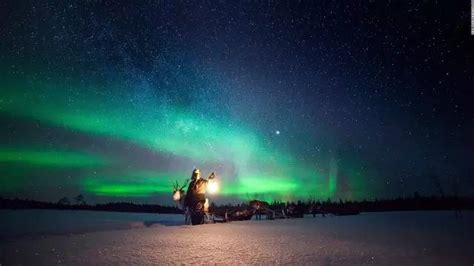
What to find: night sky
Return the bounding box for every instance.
[1,1,473,204]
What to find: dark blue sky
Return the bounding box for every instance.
[1,1,473,203]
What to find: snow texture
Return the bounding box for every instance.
[0,211,473,265]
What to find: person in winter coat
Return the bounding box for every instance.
[184,168,215,210]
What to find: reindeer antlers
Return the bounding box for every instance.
[172,179,190,191]
[180,179,190,190]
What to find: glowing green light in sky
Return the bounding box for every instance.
[0,149,109,167]
[82,171,186,197]
[218,175,301,202]
[0,75,372,202]
[221,175,298,195]
[329,157,338,196]
[1,83,283,166]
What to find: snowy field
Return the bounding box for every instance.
[0,210,183,238]
[0,210,473,265]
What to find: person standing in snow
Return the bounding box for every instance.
[184,168,215,213]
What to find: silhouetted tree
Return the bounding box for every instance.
[74,194,86,205]
[429,174,444,197]
[413,191,420,199]
[57,197,70,205]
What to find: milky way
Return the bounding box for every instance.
[0,1,473,204]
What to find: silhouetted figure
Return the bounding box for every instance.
[184,168,215,224]
[185,169,215,206]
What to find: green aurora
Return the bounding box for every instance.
[0,74,372,203]
[1,0,471,205]
[0,149,110,167]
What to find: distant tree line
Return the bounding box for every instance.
[0,196,181,214]
[1,193,473,215]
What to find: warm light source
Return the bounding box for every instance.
[172,191,181,201]
[207,179,219,194]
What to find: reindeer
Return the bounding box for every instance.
[172,179,210,224]
[172,179,190,224]
[249,200,275,220]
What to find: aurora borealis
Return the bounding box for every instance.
[1,1,473,204]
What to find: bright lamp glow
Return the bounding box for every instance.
[207,180,219,194]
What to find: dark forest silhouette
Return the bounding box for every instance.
[0,196,181,214]
[1,194,473,216]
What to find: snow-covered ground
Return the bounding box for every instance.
[1,210,473,265]
[0,209,183,238]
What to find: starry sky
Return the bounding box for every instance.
[1,1,473,204]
